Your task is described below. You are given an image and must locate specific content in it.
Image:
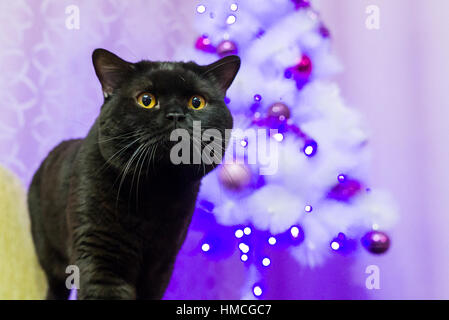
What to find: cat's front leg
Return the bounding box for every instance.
[78,275,136,300]
[72,230,141,300]
[74,253,138,300]
[73,253,137,299]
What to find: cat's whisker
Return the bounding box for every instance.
[150,142,159,173]
[96,136,142,178]
[197,138,214,177]
[115,144,146,209]
[202,140,224,154]
[202,145,222,174]
[129,143,148,197]
[188,132,227,176]
[96,131,143,144]
[135,143,151,209]
[200,140,225,161]
[145,144,155,179]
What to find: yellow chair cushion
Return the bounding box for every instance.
[0,166,46,299]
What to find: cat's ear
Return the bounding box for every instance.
[202,55,240,93]
[92,49,134,98]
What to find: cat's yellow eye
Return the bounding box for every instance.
[137,92,157,109]
[188,95,206,110]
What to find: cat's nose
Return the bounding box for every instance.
[165,112,186,122]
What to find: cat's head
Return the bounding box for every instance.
[92,48,240,179]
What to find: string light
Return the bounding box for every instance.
[303,139,317,157]
[290,226,300,238]
[244,227,252,235]
[262,258,271,267]
[239,243,250,253]
[241,254,248,262]
[196,4,206,14]
[201,243,210,252]
[304,145,314,155]
[253,285,263,297]
[330,241,340,250]
[273,133,284,142]
[230,3,238,11]
[304,205,313,213]
[268,236,277,245]
[226,14,236,25]
[235,229,244,238]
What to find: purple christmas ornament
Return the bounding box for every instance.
[294,54,312,78]
[195,35,215,53]
[362,231,391,254]
[263,102,291,132]
[328,178,362,201]
[319,23,331,38]
[285,54,312,89]
[217,40,238,57]
[292,0,311,9]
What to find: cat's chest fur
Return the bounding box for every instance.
[46,128,201,299]
[68,126,200,252]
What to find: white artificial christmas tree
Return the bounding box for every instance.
[174,0,398,298]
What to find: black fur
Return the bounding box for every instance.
[28,49,240,300]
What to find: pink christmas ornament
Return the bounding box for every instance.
[218,163,251,191]
[216,40,238,57]
[267,102,291,123]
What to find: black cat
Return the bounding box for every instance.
[28,49,240,299]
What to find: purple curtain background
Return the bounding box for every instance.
[317,0,449,299]
[1,0,448,299]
